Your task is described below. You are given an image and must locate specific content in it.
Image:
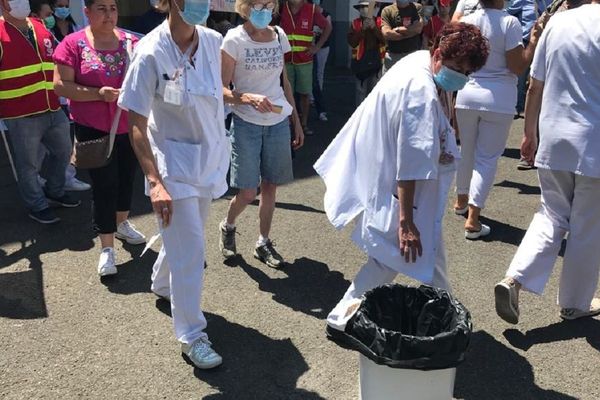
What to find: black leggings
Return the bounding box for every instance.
[74,123,138,234]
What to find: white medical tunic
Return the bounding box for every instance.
[531,4,600,178]
[314,51,459,284]
[118,21,230,200]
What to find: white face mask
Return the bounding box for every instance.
[149,0,160,7]
[359,8,369,17]
[8,0,31,19]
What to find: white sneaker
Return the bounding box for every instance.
[64,177,91,191]
[97,247,117,276]
[116,220,146,245]
[319,112,328,121]
[182,338,222,369]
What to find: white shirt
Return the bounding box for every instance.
[221,25,293,126]
[456,9,522,115]
[314,51,459,283]
[531,4,600,178]
[118,21,230,200]
[455,0,482,17]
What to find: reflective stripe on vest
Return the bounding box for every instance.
[0,62,54,80]
[0,81,55,100]
[282,3,316,64]
[0,18,60,119]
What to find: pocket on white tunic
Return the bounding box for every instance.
[163,139,204,186]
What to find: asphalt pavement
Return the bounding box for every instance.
[1,69,599,400]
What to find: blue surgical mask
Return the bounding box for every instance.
[312,0,321,5]
[176,0,210,26]
[249,8,273,30]
[54,6,71,20]
[504,0,513,9]
[433,65,469,92]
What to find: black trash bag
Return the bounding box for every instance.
[327,284,472,371]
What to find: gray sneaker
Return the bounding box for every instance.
[560,298,600,320]
[219,221,237,258]
[495,277,521,324]
[181,338,222,369]
[254,239,285,268]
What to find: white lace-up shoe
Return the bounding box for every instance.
[116,220,146,245]
[97,247,117,276]
[182,338,223,369]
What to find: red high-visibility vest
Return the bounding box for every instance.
[351,17,386,61]
[0,18,60,119]
[280,3,316,65]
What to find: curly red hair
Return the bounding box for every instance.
[430,22,490,72]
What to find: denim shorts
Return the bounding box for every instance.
[229,114,294,189]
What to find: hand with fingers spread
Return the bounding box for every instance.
[150,182,173,228]
[399,219,423,263]
[242,93,273,113]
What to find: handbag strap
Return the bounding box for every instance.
[107,32,133,155]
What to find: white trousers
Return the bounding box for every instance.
[315,46,330,91]
[151,196,211,345]
[327,247,451,329]
[455,109,513,209]
[506,169,600,310]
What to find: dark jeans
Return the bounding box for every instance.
[5,111,71,212]
[74,123,137,234]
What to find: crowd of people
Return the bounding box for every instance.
[1,0,599,374]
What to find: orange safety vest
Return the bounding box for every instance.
[0,18,60,120]
[351,17,386,61]
[280,3,316,65]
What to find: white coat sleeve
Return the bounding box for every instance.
[396,92,439,181]
[118,51,158,118]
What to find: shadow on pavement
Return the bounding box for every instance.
[503,319,600,352]
[479,216,526,246]
[196,313,325,400]
[225,255,349,319]
[454,330,578,399]
[0,266,46,319]
[503,147,522,160]
[495,179,541,195]
[101,248,157,295]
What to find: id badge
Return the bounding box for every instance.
[164,80,183,106]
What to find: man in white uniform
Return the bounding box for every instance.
[314,23,489,332]
[118,0,230,369]
[495,0,600,324]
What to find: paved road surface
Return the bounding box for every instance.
[1,70,599,399]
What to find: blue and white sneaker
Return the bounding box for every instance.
[181,338,222,369]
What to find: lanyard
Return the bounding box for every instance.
[172,29,199,81]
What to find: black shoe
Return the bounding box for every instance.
[219,221,237,258]
[253,240,285,268]
[46,192,81,208]
[29,208,60,224]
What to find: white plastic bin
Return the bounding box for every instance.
[359,354,456,400]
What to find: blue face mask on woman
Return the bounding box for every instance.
[312,0,321,5]
[433,65,469,92]
[54,6,71,20]
[177,0,211,26]
[249,8,273,30]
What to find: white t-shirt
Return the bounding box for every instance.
[455,0,482,17]
[455,9,523,115]
[531,4,600,178]
[118,21,230,200]
[221,25,293,126]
